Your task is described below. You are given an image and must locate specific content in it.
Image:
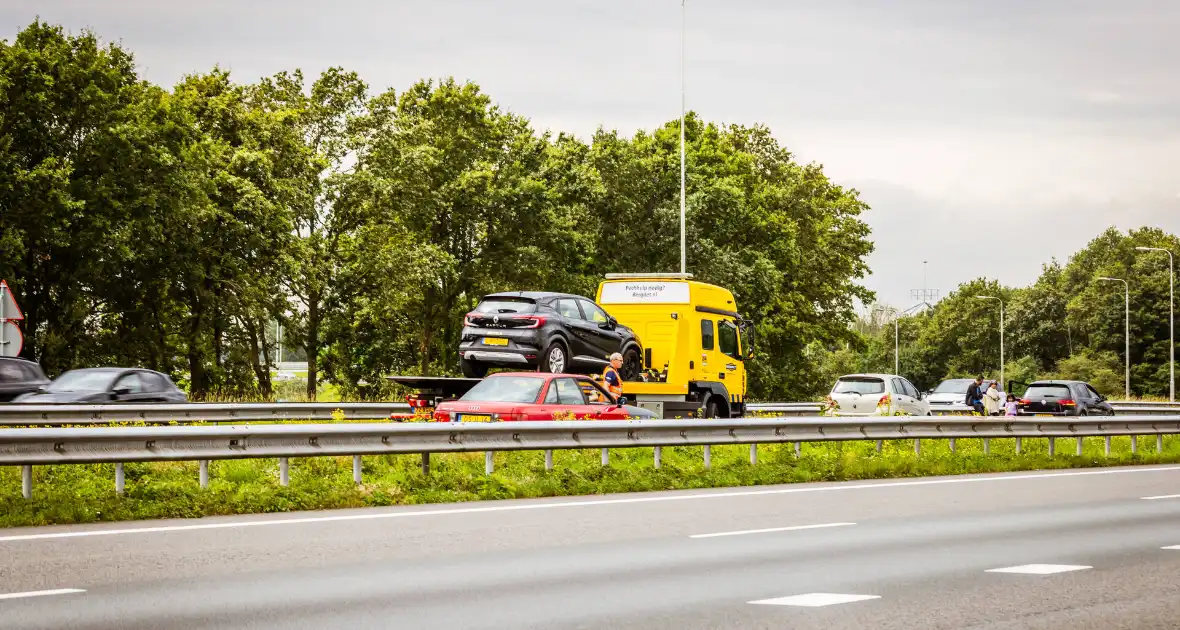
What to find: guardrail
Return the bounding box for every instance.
[0,400,1174,426]
[3,415,1180,499]
[0,402,410,426]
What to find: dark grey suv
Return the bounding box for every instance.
[459,292,642,379]
[0,357,50,402]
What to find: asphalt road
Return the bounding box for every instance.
[2,464,1180,629]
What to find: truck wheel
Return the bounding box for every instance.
[539,341,568,374]
[460,357,488,378]
[621,348,641,381]
[704,397,724,419]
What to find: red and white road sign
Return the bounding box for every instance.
[0,280,22,320]
[0,321,22,357]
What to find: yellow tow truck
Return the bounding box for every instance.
[594,273,753,418]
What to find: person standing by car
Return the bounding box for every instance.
[965,376,985,415]
[1004,393,1019,417]
[602,352,624,398]
[983,381,1003,416]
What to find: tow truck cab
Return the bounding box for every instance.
[595,273,751,418]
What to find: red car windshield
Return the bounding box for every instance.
[459,376,546,403]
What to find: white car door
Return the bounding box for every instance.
[890,378,914,415]
[902,378,929,415]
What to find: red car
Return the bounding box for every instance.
[433,372,657,422]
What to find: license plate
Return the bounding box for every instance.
[482,337,508,346]
[459,414,493,422]
[1035,414,1053,417]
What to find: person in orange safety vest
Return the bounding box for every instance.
[602,352,624,399]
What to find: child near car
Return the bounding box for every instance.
[1004,393,1018,416]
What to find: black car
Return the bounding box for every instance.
[1017,380,1114,416]
[0,357,50,402]
[459,291,643,379]
[13,367,188,403]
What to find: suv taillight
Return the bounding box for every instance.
[464,313,480,327]
[516,315,546,329]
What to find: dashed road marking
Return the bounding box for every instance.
[986,564,1091,575]
[749,593,880,607]
[1142,494,1180,500]
[0,588,85,600]
[690,522,855,539]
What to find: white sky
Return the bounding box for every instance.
[5,0,1179,307]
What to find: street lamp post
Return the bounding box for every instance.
[1097,276,1131,399]
[678,0,687,274]
[1135,247,1174,402]
[974,296,1005,391]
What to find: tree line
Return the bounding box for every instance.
[0,21,875,401]
[818,227,1179,398]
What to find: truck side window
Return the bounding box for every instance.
[701,319,715,351]
[718,321,738,358]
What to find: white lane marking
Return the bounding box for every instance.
[690,522,855,539]
[986,564,1092,575]
[2,465,1179,543]
[750,593,880,607]
[0,588,85,600]
[1163,545,1180,550]
[1142,494,1180,500]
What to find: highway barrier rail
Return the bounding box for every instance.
[0,400,1175,426]
[3,415,1180,499]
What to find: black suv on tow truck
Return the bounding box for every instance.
[459,291,643,379]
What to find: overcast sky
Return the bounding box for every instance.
[5,0,1179,308]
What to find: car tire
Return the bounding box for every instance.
[621,347,641,381]
[539,341,568,374]
[704,397,724,419]
[460,357,488,378]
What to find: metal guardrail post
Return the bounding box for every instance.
[1048,438,1056,457]
[949,438,956,453]
[1016,437,1022,455]
[749,444,757,465]
[794,442,801,457]
[875,439,883,454]
[654,446,662,469]
[601,448,609,467]
[115,463,125,496]
[420,453,430,476]
[1131,436,1138,455]
[914,439,921,456]
[983,438,990,455]
[703,445,711,470]
[485,451,494,475]
[352,455,362,484]
[1158,435,1164,453]
[1076,437,1083,456]
[199,460,209,488]
[279,458,290,486]
[544,450,553,471]
[1105,436,1111,456]
[21,464,31,499]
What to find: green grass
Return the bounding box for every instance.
[1,434,1178,528]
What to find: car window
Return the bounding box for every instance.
[553,378,586,405]
[115,373,144,394]
[701,319,715,351]
[832,377,885,395]
[46,370,119,393]
[1071,383,1090,400]
[718,321,739,357]
[1023,384,1071,399]
[0,361,22,383]
[580,301,609,324]
[575,379,613,405]
[474,298,537,314]
[543,381,560,404]
[460,376,546,403]
[1086,384,1102,399]
[141,373,168,393]
[933,379,971,394]
[554,299,583,320]
[891,378,907,396]
[902,379,920,398]
[21,363,44,381]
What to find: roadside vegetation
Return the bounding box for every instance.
[2,436,1177,528]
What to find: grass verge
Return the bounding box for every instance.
[1,435,1177,528]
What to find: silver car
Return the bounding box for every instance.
[926,378,1005,415]
[825,373,930,416]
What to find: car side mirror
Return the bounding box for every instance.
[616,396,628,407]
[113,387,131,396]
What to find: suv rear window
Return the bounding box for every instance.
[832,377,885,395]
[474,298,537,314]
[1023,384,1071,399]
